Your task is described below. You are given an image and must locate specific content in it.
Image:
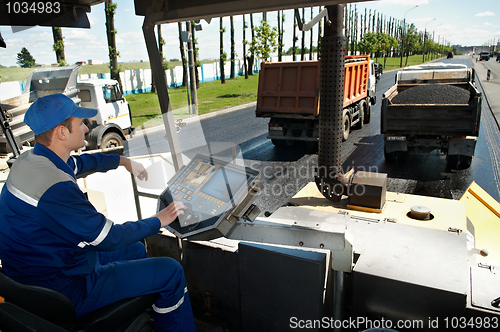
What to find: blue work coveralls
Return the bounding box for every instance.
[0,144,196,331]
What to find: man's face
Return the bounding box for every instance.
[66,117,89,151]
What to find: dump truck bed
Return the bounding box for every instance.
[0,66,81,154]
[381,82,481,137]
[256,55,370,118]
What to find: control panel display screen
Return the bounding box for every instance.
[159,155,259,237]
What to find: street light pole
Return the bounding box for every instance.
[400,5,418,68]
[423,18,436,63]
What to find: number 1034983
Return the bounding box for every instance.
[443,316,499,329]
[6,2,61,14]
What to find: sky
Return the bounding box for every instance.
[0,0,499,67]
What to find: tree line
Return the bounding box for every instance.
[343,4,453,67]
[211,5,453,85]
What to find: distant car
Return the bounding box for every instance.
[480,51,490,61]
[447,52,454,59]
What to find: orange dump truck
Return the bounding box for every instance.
[256,55,377,146]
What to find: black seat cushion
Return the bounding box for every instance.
[0,267,158,331]
[0,267,75,329]
[76,293,158,332]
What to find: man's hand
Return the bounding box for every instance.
[120,157,149,181]
[156,201,186,227]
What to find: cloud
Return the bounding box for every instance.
[115,31,144,45]
[88,15,100,26]
[475,12,495,17]
[412,17,436,23]
[434,23,496,46]
[485,22,493,26]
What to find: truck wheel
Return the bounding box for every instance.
[271,139,286,147]
[364,101,372,124]
[100,132,123,150]
[446,155,460,170]
[355,103,364,129]
[459,155,473,169]
[396,151,408,163]
[342,113,350,141]
[384,150,407,163]
[384,148,395,163]
[306,141,319,152]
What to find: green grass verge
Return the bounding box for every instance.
[128,74,259,129]
[374,54,443,71]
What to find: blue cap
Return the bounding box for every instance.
[24,94,98,135]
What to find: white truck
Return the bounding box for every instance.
[381,63,481,169]
[77,78,134,150]
[0,65,133,154]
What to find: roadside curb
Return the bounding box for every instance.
[473,60,500,130]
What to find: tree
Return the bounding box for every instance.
[248,14,255,75]
[309,7,313,59]
[52,27,65,65]
[405,24,419,66]
[358,32,378,58]
[292,13,297,61]
[219,17,226,84]
[250,20,278,62]
[230,16,235,79]
[105,1,122,87]
[317,6,322,58]
[178,22,188,88]
[300,8,305,60]
[242,14,248,79]
[17,47,35,68]
[190,21,200,89]
[151,24,164,93]
[277,10,283,62]
[381,33,398,68]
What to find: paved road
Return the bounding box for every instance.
[123,55,500,215]
[474,56,500,126]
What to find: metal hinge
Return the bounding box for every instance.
[351,216,380,223]
[448,227,462,234]
[478,263,495,272]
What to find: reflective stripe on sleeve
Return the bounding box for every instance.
[77,218,113,248]
[152,287,188,314]
[6,180,38,207]
[71,156,78,175]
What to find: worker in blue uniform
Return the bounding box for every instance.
[0,94,197,331]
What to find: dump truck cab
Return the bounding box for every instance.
[77,79,133,151]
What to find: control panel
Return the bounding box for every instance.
[158,155,261,240]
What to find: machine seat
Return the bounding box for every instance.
[0,267,158,331]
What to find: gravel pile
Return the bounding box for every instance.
[392,84,470,105]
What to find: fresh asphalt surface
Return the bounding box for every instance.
[123,55,500,216]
